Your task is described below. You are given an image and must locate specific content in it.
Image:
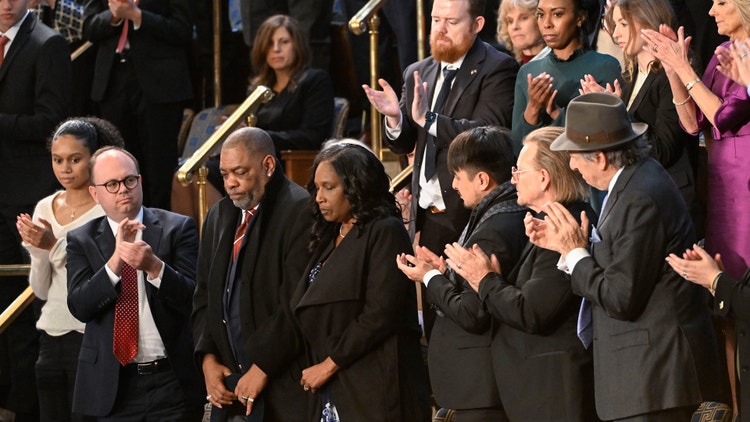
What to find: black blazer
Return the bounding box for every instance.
[256,68,334,155]
[66,208,203,416]
[572,158,721,420]
[82,0,194,103]
[477,202,597,421]
[192,170,312,420]
[424,187,527,410]
[0,15,70,206]
[715,269,750,421]
[384,37,519,236]
[622,68,697,208]
[290,217,431,421]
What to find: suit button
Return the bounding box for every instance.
[719,301,725,310]
[222,319,226,325]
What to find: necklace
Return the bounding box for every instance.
[63,196,94,220]
[339,225,346,238]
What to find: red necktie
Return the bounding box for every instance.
[116,20,128,53]
[232,209,253,261]
[113,263,138,366]
[0,35,10,67]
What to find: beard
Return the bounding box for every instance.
[430,32,475,63]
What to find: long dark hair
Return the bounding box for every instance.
[306,144,399,251]
[249,15,311,92]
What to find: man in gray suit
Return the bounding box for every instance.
[525,93,722,421]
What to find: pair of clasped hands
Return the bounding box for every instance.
[397,202,589,290]
[108,218,163,281]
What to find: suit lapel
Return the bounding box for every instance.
[141,208,162,256]
[597,161,642,228]
[94,217,116,264]
[627,69,656,114]
[443,38,484,115]
[423,59,441,107]
[0,14,33,84]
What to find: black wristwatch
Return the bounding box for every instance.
[424,111,437,131]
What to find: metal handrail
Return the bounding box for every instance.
[0,265,33,335]
[349,0,387,160]
[176,85,275,232]
[389,164,412,194]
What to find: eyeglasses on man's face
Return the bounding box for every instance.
[93,175,140,194]
[510,166,540,181]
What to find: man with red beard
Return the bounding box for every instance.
[363,0,518,339]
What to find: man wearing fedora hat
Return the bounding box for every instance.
[525,93,722,421]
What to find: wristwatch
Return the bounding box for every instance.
[424,111,437,131]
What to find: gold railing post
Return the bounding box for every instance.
[348,0,387,160]
[196,165,209,231]
[368,14,382,159]
[416,0,426,61]
[212,0,222,106]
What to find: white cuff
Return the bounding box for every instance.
[423,269,443,287]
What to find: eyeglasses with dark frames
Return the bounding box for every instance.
[93,175,140,194]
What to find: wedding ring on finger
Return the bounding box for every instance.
[303,385,310,391]
[206,394,211,400]
[241,395,254,403]
[683,271,687,279]
[652,44,658,52]
[456,262,462,270]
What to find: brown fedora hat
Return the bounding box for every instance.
[550,92,648,152]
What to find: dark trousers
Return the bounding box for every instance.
[98,59,183,210]
[99,363,203,421]
[0,204,40,422]
[36,331,94,422]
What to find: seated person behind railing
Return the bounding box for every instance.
[172,14,334,219]
[16,117,123,422]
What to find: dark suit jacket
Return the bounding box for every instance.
[82,0,193,103]
[256,68,334,155]
[477,202,597,421]
[192,170,312,420]
[384,37,519,236]
[622,68,697,209]
[66,208,203,416]
[290,217,431,421]
[715,269,750,421]
[424,185,526,410]
[571,158,721,420]
[0,14,70,207]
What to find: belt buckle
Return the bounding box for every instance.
[136,360,158,375]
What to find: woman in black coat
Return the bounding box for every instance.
[292,143,431,421]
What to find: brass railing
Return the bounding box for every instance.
[349,0,387,160]
[176,85,275,233]
[389,164,412,194]
[0,265,33,335]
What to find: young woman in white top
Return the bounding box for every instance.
[16,117,123,422]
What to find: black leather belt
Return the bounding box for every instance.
[124,357,170,375]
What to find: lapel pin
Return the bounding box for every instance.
[470,69,477,75]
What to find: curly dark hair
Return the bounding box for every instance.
[306,143,399,251]
[49,116,124,153]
